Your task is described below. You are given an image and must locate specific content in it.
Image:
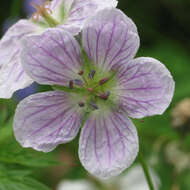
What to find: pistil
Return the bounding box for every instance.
[31,1,59,27]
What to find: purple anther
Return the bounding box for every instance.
[88,70,96,79]
[74,79,83,87]
[89,102,99,110]
[78,102,85,107]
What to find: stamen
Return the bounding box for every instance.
[69,80,74,89]
[78,102,85,107]
[88,70,96,80]
[99,77,110,85]
[89,102,99,110]
[99,91,110,100]
[74,79,83,87]
[31,1,52,22]
[78,70,84,75]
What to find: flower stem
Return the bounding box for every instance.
[138,153,155,190]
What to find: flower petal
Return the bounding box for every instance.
[82,8,139,71]
[0,20,39,98]
[52,0,118,35]
[21,28,81,86]
[115,57,175,118]
[79,110,138,179]
[14,91,83,152]
[51,0,71,22]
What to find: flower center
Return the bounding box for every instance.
[67,67,117,112]
[31,1,59,27]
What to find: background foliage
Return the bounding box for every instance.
[0,0,190,189]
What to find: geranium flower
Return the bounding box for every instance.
[14,8,174,178]
[0,0,117,98]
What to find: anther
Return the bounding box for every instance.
[78,70,84,75]
[88,70,96,80]
[99,77,110,85]
[89,102,99,110]
[99,91,110,100]
[78,102,85,107]
[74,79,83,87]
[69,80,74,89]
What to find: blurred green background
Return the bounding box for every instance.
[0,0,190,190]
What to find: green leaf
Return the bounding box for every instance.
[0,138,59,167]
[0,177,50,190]
[0,165,50,190]
[0,118,13,142]
[0,170,50,190]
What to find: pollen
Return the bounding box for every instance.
[31,1,52,22]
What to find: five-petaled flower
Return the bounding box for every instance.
[13,8,175,178]
[0,0,118,98]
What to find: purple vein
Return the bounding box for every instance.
[110,116,130,156]
[33,42,76,73]
[29,107,71,137]
[103,117,112,166]
[114,112,136,141]
[103,18,117,64]
[29,53,68,78]
[94,121,101,166]
[95,24,105,65]
[69,3,95,16]
[108,30,129,67]
[50,35,77,67]
[86,27,92,58]
[84,120,94,159]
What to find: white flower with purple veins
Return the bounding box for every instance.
[0,0,117,98]
[14,8,175,178]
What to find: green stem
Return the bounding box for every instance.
[138,153,155,190]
